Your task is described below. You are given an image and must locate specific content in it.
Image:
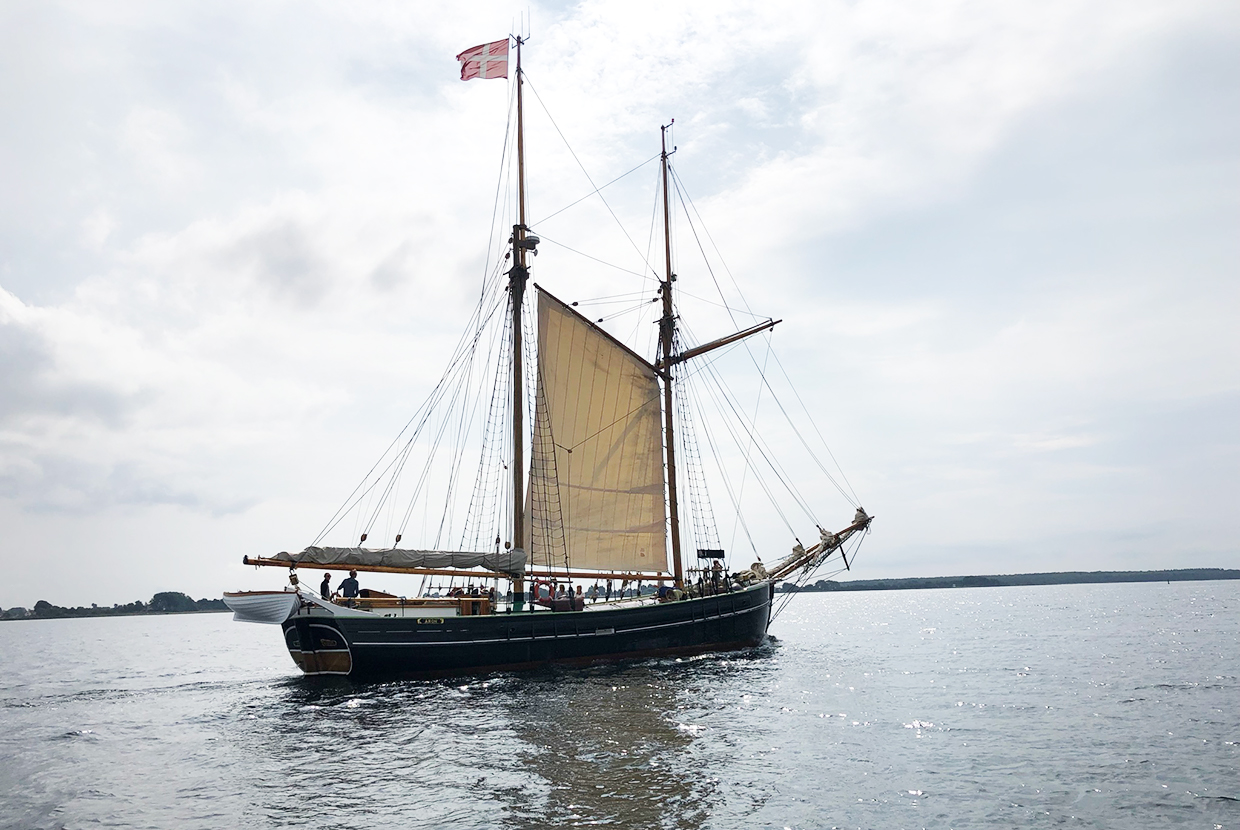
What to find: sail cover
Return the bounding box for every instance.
[273,547,527,574]
[528,288,669,573]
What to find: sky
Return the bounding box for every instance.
[1,0,1237,609]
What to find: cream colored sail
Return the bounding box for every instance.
[527,288,669,574]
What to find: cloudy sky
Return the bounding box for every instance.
[1,0,1236,609]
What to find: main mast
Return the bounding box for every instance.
[510,36,531,607]
[659,123,685,589]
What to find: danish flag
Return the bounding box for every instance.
[456,39,509,81]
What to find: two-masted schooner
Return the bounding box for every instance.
[224,37,872,678]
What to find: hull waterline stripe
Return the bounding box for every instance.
[345,599,768,647]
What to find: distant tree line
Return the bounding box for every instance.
[1,592,227,621]
[779,568,1240,593]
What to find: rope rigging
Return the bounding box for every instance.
[531,153,661,227]
[674,341,722,559]
[523,74,662,282]
[532,234,650,280]
[310,266,510,548]
[676,328,806,537]
[459,286,516,552]
[668,166,861,509]
[769,531,871,623]
[306,79,865,600]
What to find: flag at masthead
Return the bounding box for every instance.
[456,39,509,80]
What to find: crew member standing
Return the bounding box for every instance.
[320,573,332,599]
[340,570,360,599]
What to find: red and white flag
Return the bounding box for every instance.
[456,39,509,81]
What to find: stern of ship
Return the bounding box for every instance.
[282,618,353,676]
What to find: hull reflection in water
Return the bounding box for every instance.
[218,646,779,829]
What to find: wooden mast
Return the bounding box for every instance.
[658,123,685,589]
[510,35,529,608]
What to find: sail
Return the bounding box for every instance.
[527,288,669,573]
[273,547,527,573]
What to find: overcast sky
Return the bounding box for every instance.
[1,0,1237,609]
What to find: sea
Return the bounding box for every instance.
[1,581,1237,830]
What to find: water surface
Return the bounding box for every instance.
[2,582,1237,829]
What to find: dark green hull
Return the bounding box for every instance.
[283,581,774,678]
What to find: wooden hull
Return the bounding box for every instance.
[280,581,775,678]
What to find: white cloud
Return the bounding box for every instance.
[121,105,197,185]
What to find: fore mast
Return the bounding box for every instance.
[510,36,534,609]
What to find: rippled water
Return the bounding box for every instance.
[2,582,1237,829]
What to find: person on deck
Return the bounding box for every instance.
[340,570,360,599]
[320,573,332,600]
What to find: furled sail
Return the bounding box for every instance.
[527,288,669,573]
[273,547,527,574]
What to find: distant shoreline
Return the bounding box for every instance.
[1,609,231,622]
[1,592,227,622]
[778,568,1240,593]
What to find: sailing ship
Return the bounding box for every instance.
[224,37,872,678]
